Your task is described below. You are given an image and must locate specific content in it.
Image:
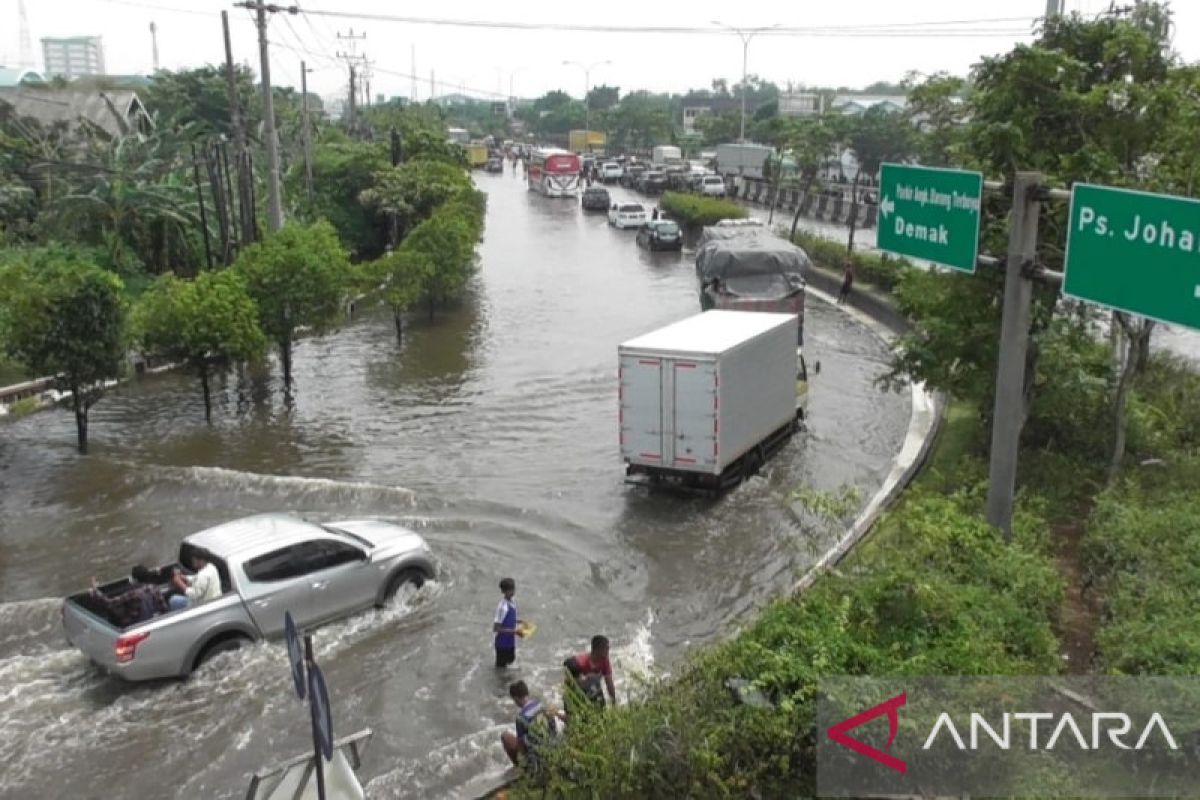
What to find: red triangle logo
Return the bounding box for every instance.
[826,691,908,774]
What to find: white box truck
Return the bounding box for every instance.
[652,145,682,166]
[714,143,775,179]
[619,310,802,492]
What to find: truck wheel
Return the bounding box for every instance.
[193,634,250,673]
[380,568,428,606]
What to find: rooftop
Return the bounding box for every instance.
[0,67,46,88]
[621,310,795,355]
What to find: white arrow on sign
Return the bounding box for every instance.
[879,195,895,219]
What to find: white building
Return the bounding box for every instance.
[41,36,105,80]
[682,106,710,135]
[778,91,824,118]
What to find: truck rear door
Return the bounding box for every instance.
[670,359,718,473]
[620,355,664,465]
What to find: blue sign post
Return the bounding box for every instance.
[284,611,306,700]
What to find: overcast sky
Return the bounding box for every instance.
[5,0,1200,104]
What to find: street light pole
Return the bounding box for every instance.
[712,23,778,144]
[563,60,611,145]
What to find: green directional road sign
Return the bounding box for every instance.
[1064,183,1200,332]
[877,163,983,273]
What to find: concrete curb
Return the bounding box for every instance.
[791,278,942,593]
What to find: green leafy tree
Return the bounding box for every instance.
[142,65,261,141]
[405,204,481,319]
[286,140,390,259]
[903,72,969,166]
[234,221,349,389]
[586,85,621,111]
[135,270,266,422]
[2,248,127,453]
[358,159,478,243]
[368,246,432,344]
[695,112,741,147]
[843,106,916,253]
[784,116,838,238]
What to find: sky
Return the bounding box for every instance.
[4,0,1200,104]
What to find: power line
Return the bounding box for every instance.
[295,8,1037,37]
[91,0,215,17]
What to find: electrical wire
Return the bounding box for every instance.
[90,0,215,17]
[295,8,1037,38]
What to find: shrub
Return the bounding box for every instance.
[659,192,746,228]
[791,230,911,291]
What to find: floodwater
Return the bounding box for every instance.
[0,171,911,799]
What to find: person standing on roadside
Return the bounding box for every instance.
[493,577,520,668]
[837,259,855,305]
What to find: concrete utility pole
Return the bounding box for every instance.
[985,172,1042,541]
[149,22,160,71]
[236,0,285,232]
[222,10,255,244]
[712,22,779,144]
[1045,0,1064,18]
[562,60,610,140]
[410,45,417,103]
[337,28,367,127]
[301,60,313,205]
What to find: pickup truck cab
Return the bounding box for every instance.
[62,513,434,681]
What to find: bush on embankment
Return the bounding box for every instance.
[515,470,1063,798]
[791,230,912,292]
[659,192,746,228]
[1083,356,1200,675]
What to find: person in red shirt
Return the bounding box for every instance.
[562,635,617,712]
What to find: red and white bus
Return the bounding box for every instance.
[527,148,581,197]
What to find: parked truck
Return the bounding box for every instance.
[714,143,776,179]
[62,513,435,681]
[619,310,803,492]
[652,145,682,166]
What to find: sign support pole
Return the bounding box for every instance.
[985,171,1042,541]
[305,635,328,800]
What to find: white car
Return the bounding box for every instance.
[699,175,727,198]
[601,162,624,182]
[608,202,648,229]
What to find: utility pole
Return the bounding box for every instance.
[149,22,160,71]
[985,172,1042,541]
[713,23,778,144]
[301,60,313,205]
[222,10,254,245]
[236,0,285,232]
[410,45,417,103]
[563,60,610,143]
[346,64,357,128]
[1045,0,1063,17]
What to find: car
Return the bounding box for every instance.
[601,162,624,183]
[636,219,683,251]
[608,202,649,229]
[665,168,692,192]
[621,164,648,188]
[582,186,611,211]
[699,175,727,198]
[61,513,435,681]
[639,171,669,195]
[485,157,504,173]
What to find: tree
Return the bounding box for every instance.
[135,270,266,422]
[586,85,620,111]
[842,107,916,253]
[784,116,838,239]
[142,66,261,142]
[406,203,482,319]
[358,159,477,242]
[234,221,349,389]
[286,140,390,259]
[368,245,431,344]
[2,248,126,453]
[695,112,741,147]
[903,72,969,166]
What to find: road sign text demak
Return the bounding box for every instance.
[894,218,949,245]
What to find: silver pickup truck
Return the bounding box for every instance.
[62,513,435,681]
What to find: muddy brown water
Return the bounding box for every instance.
[0,175,911,799]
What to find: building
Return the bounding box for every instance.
[829,94,907,116]
[682,106,709,135]
[41,36,105,80]
[0,88,153,138]
[778,91,824,118]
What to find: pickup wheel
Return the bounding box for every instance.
[192,633,251,673]
[380,567,428,606]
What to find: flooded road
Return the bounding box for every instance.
[0,173,911,799]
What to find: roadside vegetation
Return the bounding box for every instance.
[514,6,1200,796]
[0,77,484,451]
[658,192,746,228]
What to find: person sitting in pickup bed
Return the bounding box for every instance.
[168,551,221,611]
[89,565,168,627]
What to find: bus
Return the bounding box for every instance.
[527,148,581,197]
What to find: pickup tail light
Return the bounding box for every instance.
[115,631,150,663]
